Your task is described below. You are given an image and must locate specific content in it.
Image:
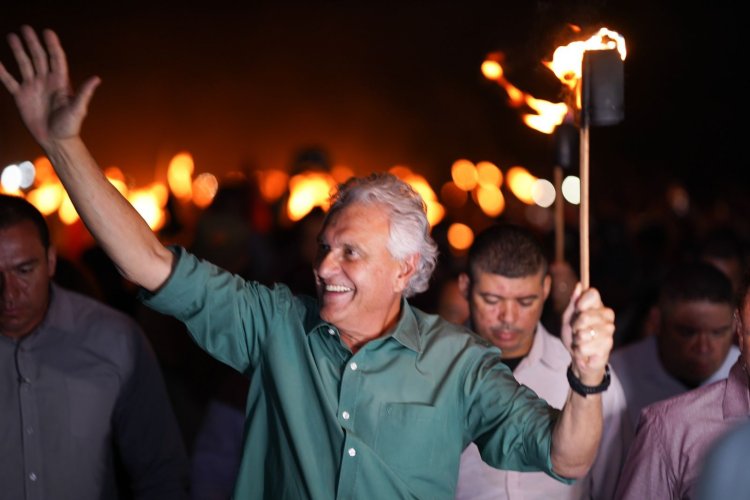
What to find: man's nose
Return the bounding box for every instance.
[315,250,339,279]
[499,301,518,323]
[695,333,713,353]
[1,274,20,302]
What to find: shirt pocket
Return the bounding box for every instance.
[66,377,117,439]
[375,403,446,476]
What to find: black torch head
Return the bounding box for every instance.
[582,49,624,127]
[554,122,579,169]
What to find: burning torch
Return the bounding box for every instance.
[483,27,626,289]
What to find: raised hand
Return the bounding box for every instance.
[560,285,615,386]
[0,25,100,149]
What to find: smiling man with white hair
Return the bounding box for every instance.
[1,25,616,499]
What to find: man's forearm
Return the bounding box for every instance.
[550,390,603,478]
[46,137,174,291]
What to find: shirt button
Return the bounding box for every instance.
[327,328,335,335]
[348,448,356,457]
[29,472,37,481]
[350,362,358,371]
[26,426,33,435]
[342,411,350,420]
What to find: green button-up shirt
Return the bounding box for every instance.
[142,248,566,499]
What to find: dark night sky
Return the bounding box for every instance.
[0,2,744,213]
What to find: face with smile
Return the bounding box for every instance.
[0,220,56,340]
[459,268,550,359]
[314,202,414,346]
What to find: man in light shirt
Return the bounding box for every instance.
[455,224,629,500]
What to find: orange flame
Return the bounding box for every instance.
[483,27,626,134]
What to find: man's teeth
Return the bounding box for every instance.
[326,284,352,292]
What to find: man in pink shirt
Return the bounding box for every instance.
[615,273,750,499]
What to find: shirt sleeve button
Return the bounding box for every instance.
[348,448,356,457]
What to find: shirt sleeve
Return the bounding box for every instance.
[140,246,296,373]
[112,321,190,500]
[464,349,571,483]
[614,405,675,500]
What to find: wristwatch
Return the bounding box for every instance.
[567,364,611,396]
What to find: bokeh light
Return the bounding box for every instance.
[561,175,580,205]
[257,169,290,202]
[167,152,194,201]
[1,164,22,192]
[506,166,537,205]
[440,181,467,209]
[531,179,556,208]
[447,223,474,251]
[451,159,478,191]
[26,183,64,216]
[476,185,505,217]
[476,161,502,187]
[192,173,219,208]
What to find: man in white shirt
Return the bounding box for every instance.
[455,224,628,500]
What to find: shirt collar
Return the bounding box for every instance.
[309,297,422,353]
[723,356,750,419]
[389,298,421,353]
[7,283,61,346]
[526,322,569,370]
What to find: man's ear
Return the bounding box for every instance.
[542,274,551,301]
[395,254,419,292]
[458,273,471,299]
[46,245,57,279]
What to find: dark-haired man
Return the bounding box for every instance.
[615,271,750,499]
[610,262,739,436]
[455,224,628,500]
[0,194,188,499]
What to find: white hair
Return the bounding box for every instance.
[326,173,439,297]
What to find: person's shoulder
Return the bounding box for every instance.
[55,285,136,324]
[641,377,726,423]
[411,306,495,354]
[611,336,654,365]
[53,285,144,344]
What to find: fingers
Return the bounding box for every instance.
[43,29,68,80]
[561,282,582,324]
[3,27,66,85]
[0,61,20,94]
[7,32,34,82]
[21,25,49,77]
[574,286,603,311]
[567,286,615,373]
[72,76,102,116]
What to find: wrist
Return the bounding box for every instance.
[567,364,610,397]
